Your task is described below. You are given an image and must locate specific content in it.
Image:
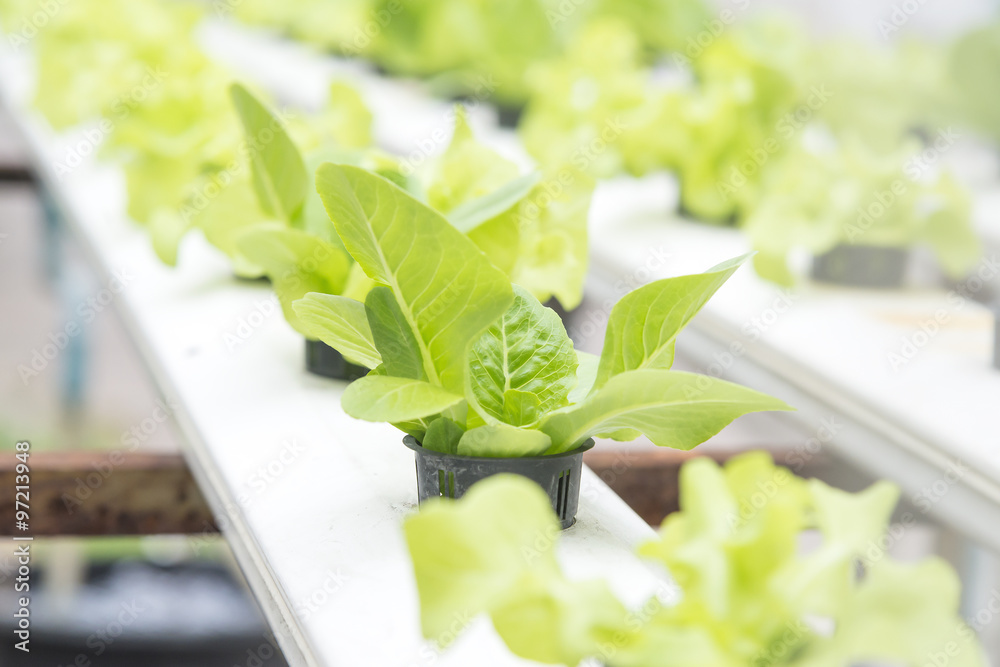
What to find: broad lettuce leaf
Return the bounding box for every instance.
[595,254,749,389]
[230,83,309,224]
[421,417,465,455]
[425,110,592,309]
[951,23,1000,142]
[236,225,351,335]
[466,286,577,426]
[541,369,792,453]
[567,350,600,404]
[342,376,464,422]
[447,172,541,234]
[457,424,551,458]
[315,163,514,393]
[293,292,381,368]
[364,285,426,380]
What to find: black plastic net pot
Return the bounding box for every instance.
[403,435,595,529]
[811,245,909,288]
[496,104,524,129]
[304,339,367,381]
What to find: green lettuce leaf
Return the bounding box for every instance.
[342,376,464,422]
[421,417,465,455]
[951,23,1000,141]
[542,369,793,453]
[402,453,985,667]
[230,83,309,224]
[567,350,600,404]
[595,254,749,389]
[796,559,984,667]
[424,110,592,309]
[466,286,577,426]
[447,172,541,234]
[744,133,980,284]
[236,225,351,335]
[189,179,268,276]
[364,285,428,380]
[457,424,551,458]
[292,292,381,368]
[404,475,580,644]
[315,163,514,393]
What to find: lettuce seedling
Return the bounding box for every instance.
[519,19,801,222]
[362,0,558,106]
[419,109,593,310]
[404,457,985,667]
[34,0,245,240]
[744,133,981,285]
[225,84,395,334]
[295,163,789,457]
[23,0,206,130]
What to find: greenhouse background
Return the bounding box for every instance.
[0,0,998,665]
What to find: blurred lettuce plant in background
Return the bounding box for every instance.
[406,455,985,667]
[744,132,980,285]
